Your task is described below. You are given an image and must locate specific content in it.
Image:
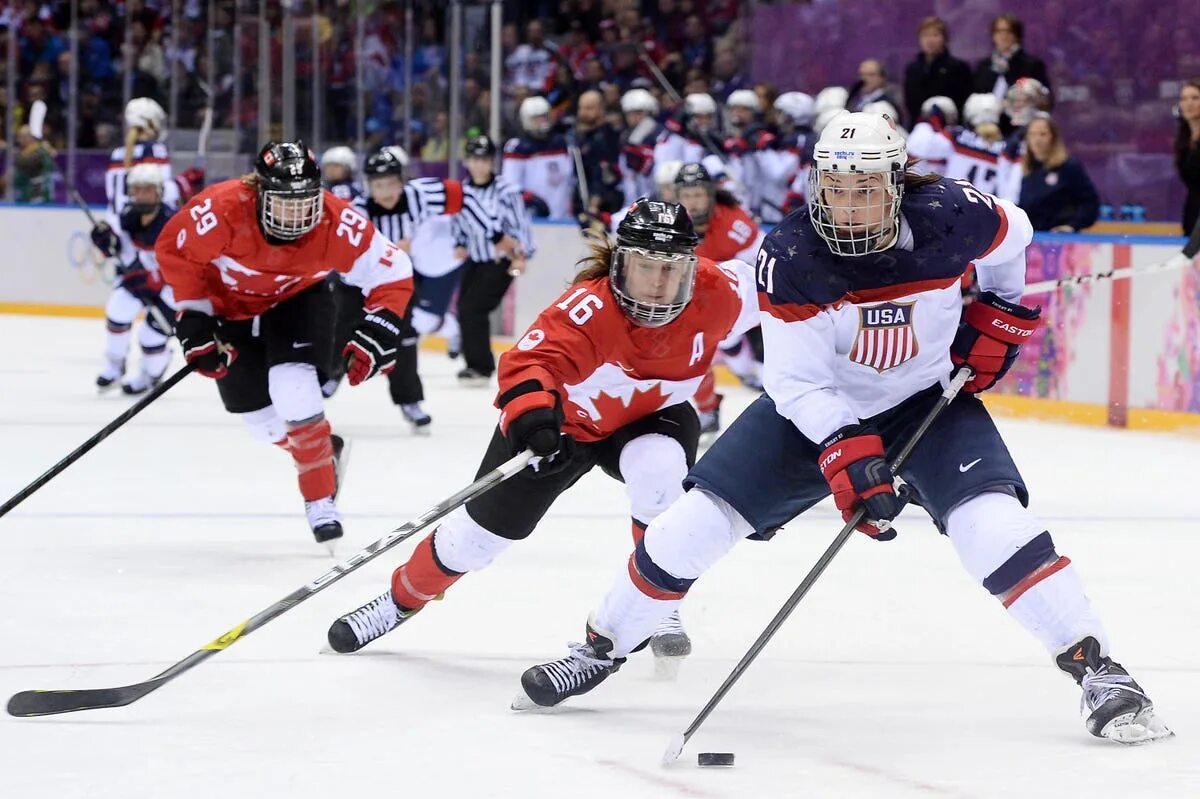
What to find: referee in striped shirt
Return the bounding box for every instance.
[453,134,536,385]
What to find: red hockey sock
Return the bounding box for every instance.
[391,532,464,611]
[287,417,336,501]
[631,518,647,546]
[694,369,722,413]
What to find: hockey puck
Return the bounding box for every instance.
[697,752,735,767]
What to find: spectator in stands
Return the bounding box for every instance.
[903,16,972,126]
[1175,79,1200,234]
[680,15,710,72]
[847,59,903,118]
[559,19,596,79]
[1018,114,1099,232]
[972,14,1049,100]
[711,44,750,103]
[507,19,557,93]
[573,89,624,217]
[421,111,450,162]
[12,124,55,204]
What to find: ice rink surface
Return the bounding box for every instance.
[1,315,1197,798]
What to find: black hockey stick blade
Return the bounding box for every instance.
[7,680,163,717]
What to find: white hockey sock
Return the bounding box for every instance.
[1005,563,1110,655]
[594,569,681,659]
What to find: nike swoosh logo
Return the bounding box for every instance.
[959,458,982,473]
[292,342,313,349]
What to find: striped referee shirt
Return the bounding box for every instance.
[353,177,501,246]
[452,174,535,262]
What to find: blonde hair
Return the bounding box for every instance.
[1022,115,1068,174]
[573,241,613,283]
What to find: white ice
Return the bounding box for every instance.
[1,314,1198,799]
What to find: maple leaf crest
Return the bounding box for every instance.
[570,381,672,425]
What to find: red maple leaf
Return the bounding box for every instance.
[573,381,673,427]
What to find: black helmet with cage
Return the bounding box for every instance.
[464,134,497,158]
[610,198,700,328]
[363,146,408,179]
[673,162,715,228]
[254,140,323,242]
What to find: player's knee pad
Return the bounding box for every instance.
[105,286,141,324]
[432,509,514,573]
[411,306,442,335]
[267,362,324,423]
[632,488,750,597]
[619,433,688,525]
[239,405,287,445]
[945,491,1061,595]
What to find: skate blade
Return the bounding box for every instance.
[653,655,686,681]
[322,540,339,558]
[409,424,432,436]
[1100,709,1176,745]
[510,691,543,712]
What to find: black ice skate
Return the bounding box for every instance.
[305,497,343,554]
[121,367,166,396]
[327,590,419,653]
[650,610,692,680]
[96,358,125,391]
[400,402,432,433]
[456,367,489,387]
[1055,636,1173,744]
[513,621,625,710]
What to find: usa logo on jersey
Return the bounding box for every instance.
[850,301,918,373]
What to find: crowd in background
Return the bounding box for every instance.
[1,0,1198,233]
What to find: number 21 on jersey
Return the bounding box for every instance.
[755,249,776,293]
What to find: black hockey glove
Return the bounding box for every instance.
[342,307,402,386]
[90,223,120,257]
[175,310,236,379]
[499,382,575,478]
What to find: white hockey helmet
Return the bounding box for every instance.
[124,97,167,140]
[964,93,1003,128]
[684,93,718,116]
[1004,77,1050,127]
[519,96,553,136]
[726,89,762,112]
[321,145,357,171]
[774,91,816,128]
[620,88,660,116]
[920,95,959,126]
[808,111,907,257]
[860,101,906,136]
[653,159,683,201]
[815,86,849,114]
[126,162,164,190]
[814,108,843,133]
[385,144,410,169]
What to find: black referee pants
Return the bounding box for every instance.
[457,258,513,377]
[328,276,423,404]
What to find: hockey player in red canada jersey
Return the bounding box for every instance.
[673,162,767,432]
[517,112,1173,744]
[155,141,413,549]
[326,199,760,678]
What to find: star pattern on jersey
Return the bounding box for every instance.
[787,245,798,258]
[928,200,942,209]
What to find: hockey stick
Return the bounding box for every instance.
[1023,253,1195,294]
[662,366,974,765]
[635,48,728,167]
[6,448,535,717]
[0,363,196,521]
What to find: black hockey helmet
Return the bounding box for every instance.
[610,198,700,327]
[363,146,408,179]
[464,134,497,158]
[673,162,715,227]
[254,140,323,241]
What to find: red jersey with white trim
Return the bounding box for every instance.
[497,258,760,443]
[695,202,765,264]
[155,179,412,321]
[755,176,1032,444]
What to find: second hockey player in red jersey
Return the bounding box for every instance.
[155,140,413,549]
[326,199,759,678]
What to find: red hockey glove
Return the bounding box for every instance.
[342,307,402,386]
[622,142,655,175]
[750,130,777,151]
[723,136,750,156]
[950,291,1041,393]
[818,425,903,540]
[175,310,236,379]
[498,381,574,477]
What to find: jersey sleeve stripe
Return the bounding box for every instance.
[443,179,463,214]
[976,201,1010,260]
[757,292,821,322]
[844,275,961,304]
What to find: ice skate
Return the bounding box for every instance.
[327,590,419,653]
[457,367,489,387]
[1056,636,1173,744]
[305,496,343,555]
[649,610,691,680]
[121,366,166,396]
[96,358,125,392]
[513,620,624,710]
[400,402,432,433]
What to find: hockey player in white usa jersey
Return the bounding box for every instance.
[519,112,1172,745]
[105,98,181,225]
